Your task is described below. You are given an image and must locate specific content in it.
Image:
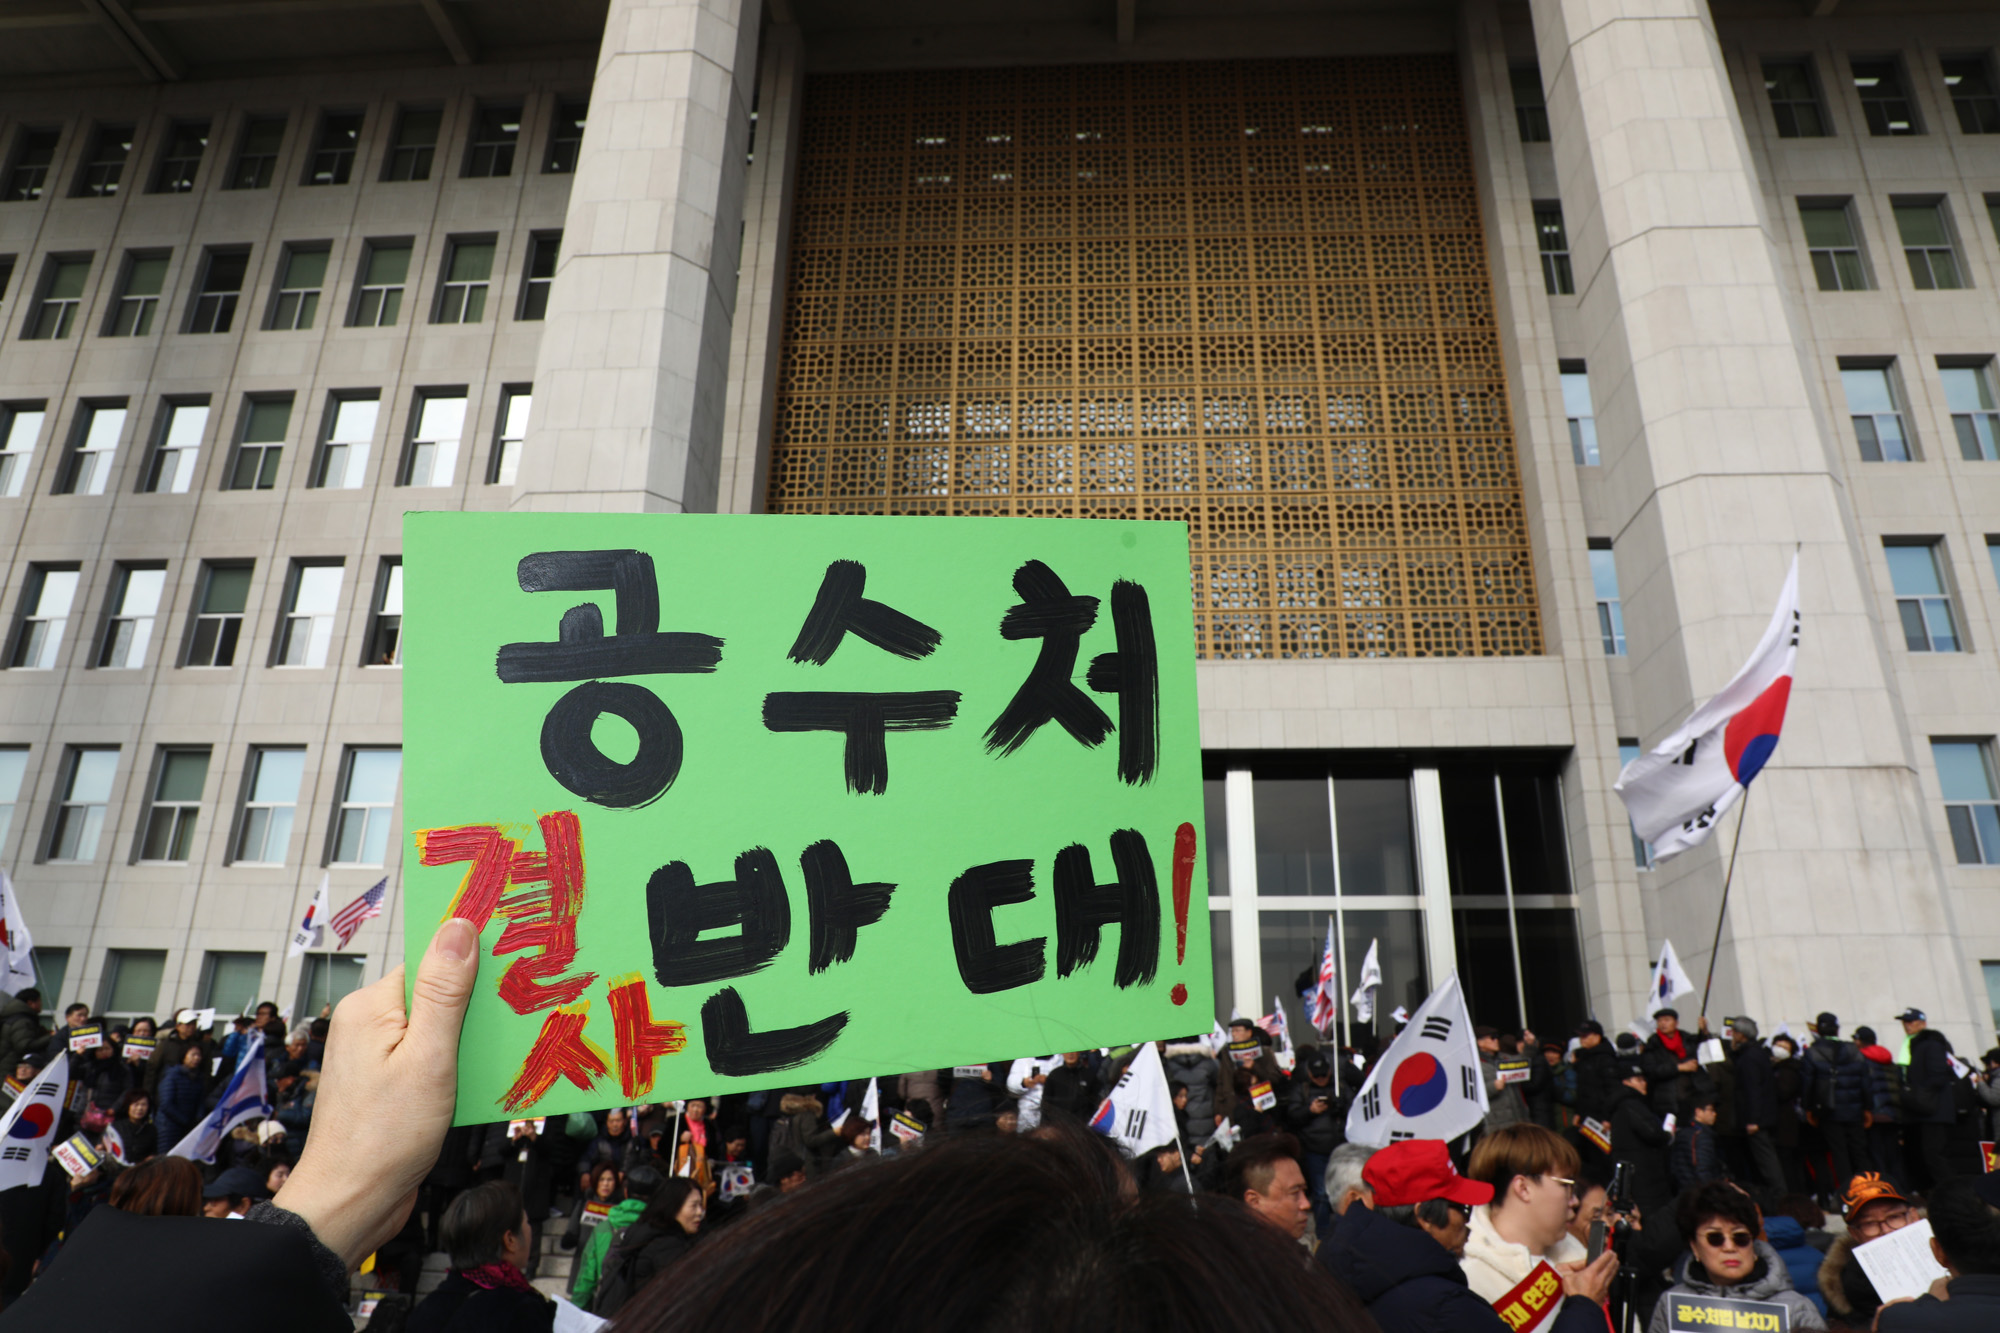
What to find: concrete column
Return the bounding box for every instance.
[1529,0,1982,1042]
[514,0,763,513]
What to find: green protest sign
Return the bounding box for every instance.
[403,514,1209,1123]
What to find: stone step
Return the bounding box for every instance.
[421,1253,450,1273]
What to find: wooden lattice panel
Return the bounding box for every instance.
[767,57,1544,660]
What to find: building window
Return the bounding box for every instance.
[1511,66,1549,142]
[57,402,126,496]
[227,115,285,190]
[144,398,208,494]
[1991,195,2000,249]
[305,110,362,186]
[150,120,209,193]
[227,396,290,491]
[1764,58,1829,137]
[312,395,378,490]
[1617,740,1653,868]
[183,562,251,667]
[490,388,530,485]
[1893,200,1963,290]
[1935,740,2000,864]
[297,954,365,1018]
[1887,541,1961,652]
[1990,537,2000,592]
[1588,542,1625,656]
[383,106,441,182]
[198,952,264,1016]
[10,566,79,669]
[1942,362,2000,460]
[1559,362,1597,465]
[187,249,248,334]
[433,239,494,324]
[97,564,166,668]
[350,242,411,327]
[0,748,28,854]
[268,246,328,331]
[1798,200,1868,291]
[1853,57,1921,135]
[139,748,209,862]
[48,747,118,861]
[275,561,342,667]
[1534,203,1573,295]
[331,748,401,865]
[544,99,586,173]
[98,949,165,1018]
[401,392,466,487]
[0,403,46,498]
[0,254,11,299]
[26,256,90,340]
[234,746,303,863]
[1943,56,2000,134]
[519,233,557,320]
[366,559,402,666]
[107,252,169,337]
[72,124,133,198]
[1842,364,1914,461]
[3,128,60,201]
[463,103,521,178]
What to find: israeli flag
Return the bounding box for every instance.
[168,1033,272,1164]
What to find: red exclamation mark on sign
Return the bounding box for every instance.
[1169,821,1196,1005]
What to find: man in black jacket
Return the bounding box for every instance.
[1607,1058,1674,1218]
[1640,1009,1700,1118]
[1902,1007,1959,1188]
[1318,1138,1616,1333]
[1729,1016,1784,1195]
[1284,1052,1346,1234]
[1570,1021,1620,1123]
[1805,1011,1871,1201]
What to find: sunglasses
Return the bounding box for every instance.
[1700,1229,1755,1250]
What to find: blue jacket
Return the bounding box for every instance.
[1804,1039,1868,1123]
[1763,1216,1828,1318]
[155,1064,206,1148]
[1317,1200,1607,1333]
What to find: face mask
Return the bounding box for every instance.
[1771,1048,1790,1062]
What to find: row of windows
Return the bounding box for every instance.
[6,554,402,673]
[0,742,399,869]
[0,232,557,342]
[0,387,530,500]
[0,97,585,204]
[1530,195,2000,300]
[37,947,364,1025]
[1511,50,2000,144]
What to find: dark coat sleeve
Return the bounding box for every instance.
[3,1204,352,1333]
[1735,1045,1777,1126]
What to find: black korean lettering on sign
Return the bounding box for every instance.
[495,550,723,809]
[1052,829,1159,987]
[800,839,895,975]
[701,987,848,1078]
[948,859,1047,995]
[768,561,959,795]
[987,561,1160,785]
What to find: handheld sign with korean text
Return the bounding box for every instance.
[406,514,1207,1123]
[50,1133,102,1180]
[66,1025,101,1054]
[1664,1292,1790,1332]
[1496,1056,1530,1085]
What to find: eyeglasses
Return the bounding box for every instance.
[1542,1175,1577,1195]
[1700,1229,1755,1250]
[1446,1201,1473,1219]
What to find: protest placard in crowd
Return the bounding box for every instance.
[1662,1291,1791,1331]
[405,514,1206,1122]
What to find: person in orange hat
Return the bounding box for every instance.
[1317,1138,1615,1333]
[1843,1173,1918,1244]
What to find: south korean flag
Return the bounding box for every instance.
[1088,1041,1180,1159]
[1344,973,1487,1148]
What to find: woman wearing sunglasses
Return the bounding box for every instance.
[1647,1182,1827,1333]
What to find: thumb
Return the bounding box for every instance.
[403,918,479,1067]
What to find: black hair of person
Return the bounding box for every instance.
[1220,1132,1304,1201]
[440,1181,528,1271]
[1675,1180,1762,1243]
[637,1177,703,1231]
[1926,1178,2000,1276]
[1377,1199,1457,1231]
[613,1122,1373,1333]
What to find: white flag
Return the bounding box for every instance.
[1350,938,1382,1023]
[1646,939,1696,1018]
[1266,998,1293,1056]
[1088,1041,1180,1158]
[0,871,33,995]
[0,1052,69,1190]
[861,1077,881,1153]
[1202,1020,1228,1057]
[169,1034,271,1163]
[1615,556,1798,861]
[288,873,331,957]
[1345,974,1488,1148]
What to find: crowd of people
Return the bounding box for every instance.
[2,922,2000,1333]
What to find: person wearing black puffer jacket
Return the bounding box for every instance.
[1803,1013,1870,1201]
[1900,1008,1959,1188]
[1286,1052,1348,1236]
[1852,1025,1910,1193]
[1608,1058,1675,1218]
[1569,1022,1620,1123]
[1730,1018,1784,1195]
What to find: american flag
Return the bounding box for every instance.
[1307,916,1338,1035]
[329,878,389,949]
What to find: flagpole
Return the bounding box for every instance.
[1696,786,1752,1022]
[1174,1124,1195,1194]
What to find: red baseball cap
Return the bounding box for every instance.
[1363,1140,1495,1209]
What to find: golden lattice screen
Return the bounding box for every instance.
[767,56,1543,660]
